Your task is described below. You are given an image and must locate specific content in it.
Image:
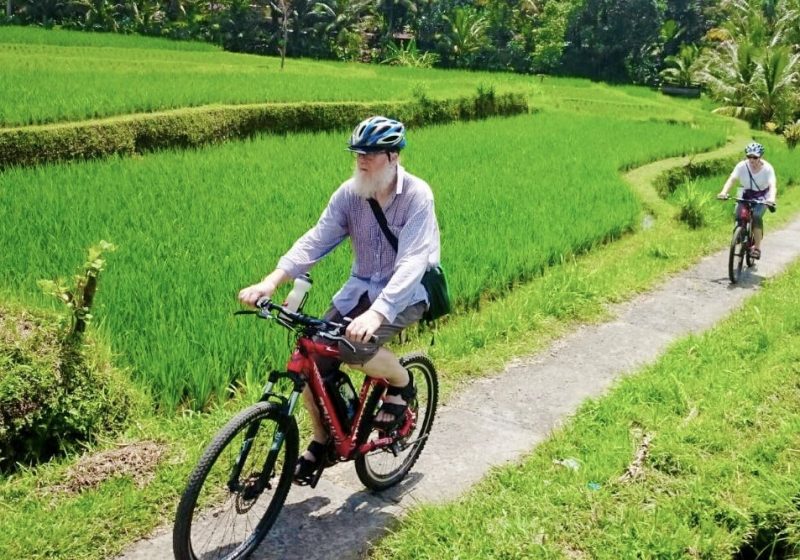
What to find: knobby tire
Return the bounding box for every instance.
[728,226,746,284]
[173,402,298,560]
[355,353,438,491]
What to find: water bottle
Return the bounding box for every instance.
[325,370,358,429]
[336,374,358,424]
[283,273,312,312]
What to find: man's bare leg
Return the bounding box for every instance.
[354,347,409,424]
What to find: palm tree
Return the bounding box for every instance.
[660,43,701,86]
[752,44,800,124]
[312,0,374,58]
[439,6,488,67]
[698,41,799,126]
[67,0,120,31]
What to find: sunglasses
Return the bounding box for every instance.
[746,155,760,160]
[353,151,391,161]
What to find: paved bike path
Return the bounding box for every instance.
[119,213,800,559]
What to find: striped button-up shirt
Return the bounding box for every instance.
[277,165,440,323]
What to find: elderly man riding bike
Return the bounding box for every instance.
[239,115,441,485]
[717,142,777,259]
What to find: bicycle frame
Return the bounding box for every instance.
[260,335,413,462]
[735,203,754,231]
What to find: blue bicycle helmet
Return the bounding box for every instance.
[744,142,765,157]
[348,116,406,153]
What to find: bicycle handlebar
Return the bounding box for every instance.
[235,298,375,349]
[718,194,776,208]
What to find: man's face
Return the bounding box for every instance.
[351,151,397,198]
[355,151,392,174]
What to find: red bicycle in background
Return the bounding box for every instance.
[721,196,776,284]
[172,298,438,560]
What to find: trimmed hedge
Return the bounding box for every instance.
[0,92,528,170]
[0,303,140,470]
[654,157,736,198]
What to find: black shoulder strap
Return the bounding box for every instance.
[746,164,761,191]
[367,198,398,252]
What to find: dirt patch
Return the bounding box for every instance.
[53,440,166,494]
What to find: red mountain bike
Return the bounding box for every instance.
[723,196,775,284]
[172,298,438,560]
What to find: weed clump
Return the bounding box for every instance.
[0,242,141,471]
[676,181,712,229]
[784,121,800,150]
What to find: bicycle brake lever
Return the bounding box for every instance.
[234,310,258,316]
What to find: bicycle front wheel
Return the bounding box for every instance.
[355,353,438,491]
[728,225,746,283]
[173,402,298,560]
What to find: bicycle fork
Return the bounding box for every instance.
[228,387,303,497]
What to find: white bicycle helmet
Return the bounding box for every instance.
[348,116,406,153]
[744,142,765,157]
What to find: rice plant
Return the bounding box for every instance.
[0,27,719,127]
[0,112,729,410]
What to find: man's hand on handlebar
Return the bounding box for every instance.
[346,309,384,344]
[238,280,277,307]
[716,192,730,200]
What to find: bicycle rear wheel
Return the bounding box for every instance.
[173,402,298,560]
[355,353,438,491]
[728,225,746,283]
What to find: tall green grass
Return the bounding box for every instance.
[0,26,532,126]
[0,113,729,410]
[1,27,715,127]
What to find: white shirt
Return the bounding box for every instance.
[730,159,776,201]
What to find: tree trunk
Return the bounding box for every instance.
[6,0,12,18]
[280,0,289,70]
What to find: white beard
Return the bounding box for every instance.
[351,161,396,199]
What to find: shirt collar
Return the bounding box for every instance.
[395,164,406,194]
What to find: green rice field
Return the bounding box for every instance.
[2,27,717,127]
[0,111,730,410]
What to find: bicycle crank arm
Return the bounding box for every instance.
[395,433,429,448]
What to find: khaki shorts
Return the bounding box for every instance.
[321,292,426,365]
